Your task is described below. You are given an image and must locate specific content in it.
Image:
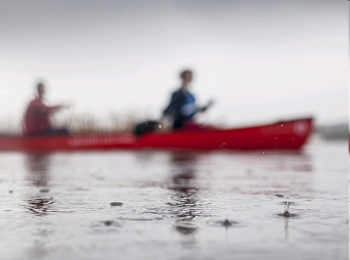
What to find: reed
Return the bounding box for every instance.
[0,117,22,135]
[0,109,155,135]
[0,109,223,135]
[54,109,155,134]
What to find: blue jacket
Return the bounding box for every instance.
[163,88,197,129]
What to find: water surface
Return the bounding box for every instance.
[0,140,348,260]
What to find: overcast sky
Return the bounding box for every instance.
[0,0,347,128]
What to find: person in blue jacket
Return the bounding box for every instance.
[163,69,211,130]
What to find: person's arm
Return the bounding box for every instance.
[40,101,71,114]
[46,105,64,114]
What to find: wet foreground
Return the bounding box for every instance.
[0,140,348,260]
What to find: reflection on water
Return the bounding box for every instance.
[284,217,289,241]
[262,150,312,172]
[24,154,55,216]
[169,153,197,192]
[25,154,51,187]
[169,153,199,248]
[22,154,56,258]
[0,141,347,260]
[240,150,312,173]
[25,197,54,217]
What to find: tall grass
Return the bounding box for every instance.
[0,108,225,136]
[0,109,155,135]
[55,110,154,134]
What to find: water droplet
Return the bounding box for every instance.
[283,197,290,216]
[222,219,233,227]
[208,219,239,228]
[110,202,123,207]
[283,210,290,217]
[285,197,290,211]
[105,220,113,226]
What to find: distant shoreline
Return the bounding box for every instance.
[315,123,348,140]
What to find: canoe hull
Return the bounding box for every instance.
[0,118,313,152]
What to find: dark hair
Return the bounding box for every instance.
[180,69,192,80]
[36,82,44,89]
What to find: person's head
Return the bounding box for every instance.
[36,83,45,99]
[180,69,193,85]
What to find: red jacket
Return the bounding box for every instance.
[24,97,62,136]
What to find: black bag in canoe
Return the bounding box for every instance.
[134,120,159,136]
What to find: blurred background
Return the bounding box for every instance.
[0,0,347,135]
[0,2,348,259]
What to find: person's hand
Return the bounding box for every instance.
[201,106,209,112]
[200,99,215,113]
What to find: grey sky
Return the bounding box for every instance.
[0,0,347,127]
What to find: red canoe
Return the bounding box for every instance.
[0,117,313,152]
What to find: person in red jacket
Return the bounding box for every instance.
[24,82,70,136]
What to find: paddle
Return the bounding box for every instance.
[133,100,215,136]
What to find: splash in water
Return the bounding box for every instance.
[283,197,290,217]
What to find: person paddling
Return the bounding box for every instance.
[163,69,212,130]
[134,69,213,136]
[23,82,70,136]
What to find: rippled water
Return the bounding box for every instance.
[0,140,348,260]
